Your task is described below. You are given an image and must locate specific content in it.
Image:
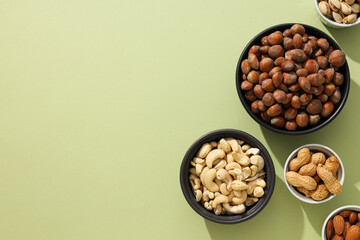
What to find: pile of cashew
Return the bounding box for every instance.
[189,138,266,215]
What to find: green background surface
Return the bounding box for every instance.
[0,0,359,239]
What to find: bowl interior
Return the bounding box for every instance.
[235,23,350,135]
[322,205,360,240]
[180,129,275,224]
[284,144,344,204]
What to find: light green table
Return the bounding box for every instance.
[0,0,359,239]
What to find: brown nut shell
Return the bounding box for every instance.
[254,84,265,98]
[305,59,319,74]
[291,95,301,109]
[274,57,285,66]
[329,90,341,104]
[241,81,254,91]
[329,50,346,67]
[290,49,307,63]
[284,107,298,120]
[248,53,259,69]
[317,38,329,52]
[321,102,334,118]
[316,56,328,69]
[307,73,325,86]
[283,72,298,85]
[281,60,295,72]
[285,120,297,131]
[262,92,276,107]
[260,58,274,72]
[262,79,275,91]
[241,59,251,75]
[268,32,283,45]
[296,68,309,77]
[324,83,336,96]
[268,45,284,59]
[273,89,287,103]
[272,72,283,87]
[247,70,260,84]
[249,45,261,59]
[292,33,303,49]
[307,99,323,114]
[333,72,344,86]
[267,103,282,117]
[296,112,309,128]
[299,77,311,92]
[290,24,305,36]
[245,90,256,102]
[271,116,286,128]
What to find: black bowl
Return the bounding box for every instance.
[236,23,350,135]
[179,129,275,224]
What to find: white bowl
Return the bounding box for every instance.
[284,144,345,204]
[322,205,360,240]
[314,0,360,28]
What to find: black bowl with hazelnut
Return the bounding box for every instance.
[236,23,350,135]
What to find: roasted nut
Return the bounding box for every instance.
[241,80,254,91]
[268,32,283,45]
[285,107,298,120]
[288,82,300,92]
[259,46,269,54]
[319,1,331,16]
[251,101,261,114]
[261,36,269,46]
[296,112,309,128]
[324,46,334,58]
[333,72,344,86]
[285,120,297,131]
[262,92,276,106]
[317,94,328,103]
[307,73,325,86]
[344,13,358,24]
[283,29,292,37]
[271,116,286,128]
[261,111,271,122]
[291,95,301,109]
[269,66,282,78]
[247,70,260,84]
[273,89,287,103]
[267,103,282,117]
[316,56,328,69]
[329,50,346,67]
[307,99,323,114]
[278,83,289,93]
[241,59,251,75]
[317,38,330,51]
[300,93,313,105]
[283,72,298,85]
[341,2,352,15]
[248,53,260,69]
[312,48,323,58]
[274,57,285,66]
[283,37,293,51]
[262,79,275,91]
[290,24,305,36]
[308,39,318,51]
[259,72,270,83]
[312,85,324,96]
[257,100,267,111]
[329,89,341,104]
[290,49,307,62]
[272,72,283,87]
[303,43,313,56]
[259,58,274,72]
[332,11,343,23]
[299,77,311,92]
[292,33,303,49]
[321,102,335,117]
[296,68,309,77]
[268,45,284,59]
[309,115,321,126]
[281,60,295,72]
[254,84,265,98]
[249,45,261,59]
[305,59,319,74]
[324,83,336,96]
[284,93,293,104]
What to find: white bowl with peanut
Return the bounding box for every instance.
[284,144,344,204]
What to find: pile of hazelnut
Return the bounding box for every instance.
[240,24,346,131]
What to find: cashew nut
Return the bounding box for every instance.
[195,190,203,202]
[193,157,205,164]
[195,162,206,176]
[218,139,231,153]
[231,180,249,191]
[190,161,196,167]
[250,165,258,176]
[220,183,230,195]
[232,190,247,204]
[237,139,244,146]
[205,149,225,168]
[245,197,258,207]
[189,167,196,174]
[225,138,240,152]
[250,155,265,172]
[214,160,226,170]
[228,170,237,180]
[241,144,251,152]
[216,169,232,190]
[232,152,251,166]
[202,189,215,202]
[204,201,213,210]
[212,194,228,208]
[253,186,264,198]
[258,170,265,178]
[189,174,201,190]
[200,167,209,184]
[223,203,245,214]
[226,153,234,163]
[197,143,212,158]
[225,162,242,171]
[210,141,217,148]
[227,190,236,202]
[203,168,219,192]
[242,167,251,179]
[246,148,260,156]
[214,204,223,215]
[245,173,259,182]
[247,179,266,194]
[233,168,244,181]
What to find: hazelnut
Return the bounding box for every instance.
[257,100,267,112]
[254,84,265,98]
[271,116,286,128]
[324,83,336,96]
[281,60,295,72]
[302,33,309,43]
[249,45,261,59]
[317,94,328,103]
[267,103,282,117]
[261,36,270,46]
[241,80,254,91]
[292,33,303,49]
[296,112,309,128]
[312,85,324,96]
[285,50,292,60]
[259,46,269,54]
[242,74,247,80]
[317,38,330,51]
[324,46,333,58]
[291,95,301,109]
[307,73,325,86]
[307,39,318,51]
[316,56,328,69]
[262,92,275,106]
[304,59,319,74]
[273,89,287,103]
[283,72,298,85]
[262,79,275,91]
[283,29,292,38]
[261,111,271,122]
[299,77,311,92]
[268,32,283,45]
[312,48,323,58]
[285,120,298,131]
[303,43,313,56]
[321,102,334,118]
[329,89,341,104]
[268,45,284,59]
[307,99,323,114]
[290,24,305,36]
[283,37,293,51]
[251,101,261,114]
[247,70,260,84]
[278,83,289,93]
[318,69,326,78]
[288,82,301,92]
[325,68,335,83]
[274,57,285,66]
[329,50,346,67]
[241,59,251,74]
[285,107,298,120]
[269,66,282,78]
[245,90,256,102]
[272,72,283,87]
[290,49,307,62]
[300,93,313,105]
[259,72,270,83]
[296,68,309,77]
[259,58,274,72]
[333,72,344,86]
[284,93,293,104]
[309,115,321,126]
[248,53,259,69]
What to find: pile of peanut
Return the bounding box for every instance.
[188,138,266,215]
[326,210,360,240]
[285,147,342,201]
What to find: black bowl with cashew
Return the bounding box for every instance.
[180,129,275,224]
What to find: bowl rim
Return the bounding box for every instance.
[235,23,350,135]
[283,143,345,204]
[314,0,360,28]
[179,128,276,224]
[321,205,360,240]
